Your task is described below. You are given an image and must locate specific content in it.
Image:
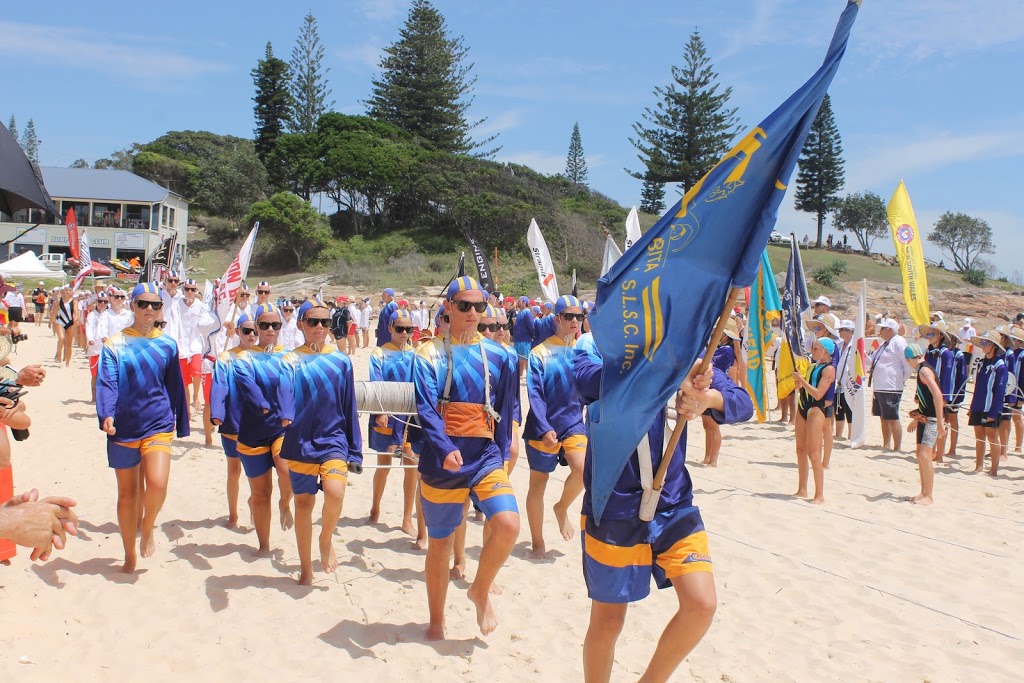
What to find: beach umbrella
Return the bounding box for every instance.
[0,121,59,217]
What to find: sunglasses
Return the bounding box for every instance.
[239,292,251,298]
[478,323,499,333]
[393,326,414,334]
[924,331,938,338]
[302,317,331,327]
[979,340,993,348]
[498,323,511,330]
[166,279,180,284]
[239,327,257,335]
[153,321,167,329]
[257,321,282,331]
[561,313,586,322]
[282,307,294,312]
[257,290,270,294]
[113,295,126,299]
[183,286,197,292]
[451,300,488,313]
[134,300,163,310]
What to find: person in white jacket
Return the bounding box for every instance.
[100,288,134,340]
[358,299,373,349]
[176,279,214,413]
[279,301,304,351]
[85,291,110,402]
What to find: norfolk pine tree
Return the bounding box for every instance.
[289,13,334,135]
[564,121,588,186]
[367,0,496,156]
[252,42,294,190]
[6,116,17,145]
[795,94,844,248]
[640,174,666,214]
[21,118,41,163]
[629,30,739,193]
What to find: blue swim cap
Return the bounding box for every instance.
[384,288,395,297]
[236,312,253,328]
[254,303,280,319]
[297,299,327,320]
[131,282,160,299]
[554,295,582,314]
[391,309,413,325]
[447,276,485,300]
[817,338,836,355]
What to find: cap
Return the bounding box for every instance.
[383,288,395,297]
[184,278,197,287]
[236,312,253,328]
[878,318,900,332]
[816,337,836,355]
[258,281,271,289]
[932,311,945,320]
[131,282,161,299]
[398,299,409,307]
[812,296,832,307]
[805,318,838,338]
[519,296,529,304]
[838,319,855,331]
[972,330,1005,351]
[542,301,554,310]
[554,295,582,314]
[446,276,485,300]
[38,281,44,285]
[297,299,327,320]
[95,291,108,301]
[254,303,280,319]
[482,304,497,319]
[904,343,924,359]
[391,309,413,325]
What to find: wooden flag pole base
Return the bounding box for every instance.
[639,287,742,522]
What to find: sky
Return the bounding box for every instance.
[3,0,1022,277]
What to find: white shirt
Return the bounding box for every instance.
[347,304,360,331]
[161,289,183,350]
[359,305,373,329]
[868,334,912,392]
[280,315,304,351]
[85,307,105,357]
[100,308,133,340]
[4,292,24,308]
[958,324,976,341]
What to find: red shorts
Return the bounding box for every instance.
[0,464,14,560]
[89,355,100,378]
[412,329,421,343]
[348,323,357,336]
[202,371,213,404]
[179,355,201,384]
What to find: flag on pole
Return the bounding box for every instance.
[457,252,465,278]
[571,269,578,298]
[781,233,811,358]
[139,234,176,284]
[887,180,930,326]
[842,279,869,447]
[601,235,622,276]
[468,235,494,293]
[776,341,798,400]
[588,1,861,522]
[527,218,560,303]
[71,225,93,292]
[746,250,782,421]
[215,224,259,314]
[65,208,80,260]
[624,206,642,252]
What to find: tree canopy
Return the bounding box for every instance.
[564,122,588,186]
[795,94,844,248]
[288,13,334,135]
[244,192,332,270]
[831,191,886,254]
[927,211,994,273]
[252,42,293,190]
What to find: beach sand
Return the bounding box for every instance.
[1,334,1022,682]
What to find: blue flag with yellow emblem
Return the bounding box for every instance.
[746,249,782,422]
[588,1,860,522]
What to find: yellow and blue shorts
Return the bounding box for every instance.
[420,467,518,539]
[286,457,348,496]
[236,435,284,478]
[368,424,393,453]
[581,505,712,604]
[526,433,587,474]
[107,431,173,470]
[220,433,239,459]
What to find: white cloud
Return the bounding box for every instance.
[336,41,385,70]
[473,110,526,137]
[0,21,227,83]
[356,0,406,21]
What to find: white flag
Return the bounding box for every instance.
[216,223,259,319]
[71,226,94,292]
[601,235,622,276]
[625,206,642,252]
[844,279,869,448]
[526,218,559,303]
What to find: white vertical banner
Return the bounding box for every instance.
[601,235,622,277]
[71,226,94,292]
[846,279,868,448]
[527,218,560,303]
[216,223,259,319]
[625,205,642,252]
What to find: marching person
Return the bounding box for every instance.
[279,301,304,351]
[376,288,398,347]
[177,279,210,414]
[413,276,519,640]
[234,303,295,554]
[85,291,109,402]
[902,344,945,505]
[281,300,362,585]
[940,324,969,461]
[574,330,753,683]
[96,283,190,573]
[511,296,536,376]
[969,330,1007,476]
[524,295,587,558]
[209,313,260,528]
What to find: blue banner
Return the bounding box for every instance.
[747,250,782,421]
[781,233,810,357]
[588,1,860,522]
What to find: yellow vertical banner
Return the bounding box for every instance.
[887,180,931,326]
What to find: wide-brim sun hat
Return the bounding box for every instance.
[805,318,838,338]
[971,330,1005,352]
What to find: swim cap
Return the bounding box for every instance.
[554,295,582,314]
[482,304,497,319]
[391,309,413,325]
[236,312,253,328]
[904,343,924,359]
[817,337,836,355]
[297,299,327,320]
[254,303,280,319]
[131,282,160,299]
[447,276,485,300]
[384,288,395,297]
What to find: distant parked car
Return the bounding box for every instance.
[768,231,785,244]
[39,253,65,270]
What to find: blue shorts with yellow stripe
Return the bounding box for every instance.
[368,426,393,453]
[526,433,587,474]
[236,435,284,478]
[420,467,518,539]
[286,457,348,496]
[581,505,712,604]
[220,433,239,459]
[107,431,174,469]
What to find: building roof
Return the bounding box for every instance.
[39,167,175,204]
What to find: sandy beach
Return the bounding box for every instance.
[1,333,1022,682]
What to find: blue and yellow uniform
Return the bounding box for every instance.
[368,339,422,453]
[533,314,558,349]
[512,303,536,359]
[573,333,753,604]
[280,344,361,495]
[376,297,398,347]
[209,346,247,458]
[711,343,735,374]
[524,335,587,473]
[414,332,518,539]
[97,327,190,469]
[235,345,295,478]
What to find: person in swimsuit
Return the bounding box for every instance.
[793,337,836,504]
[903,344,945,505]
[53,287,76,367]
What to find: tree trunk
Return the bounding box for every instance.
[816,210,824,248]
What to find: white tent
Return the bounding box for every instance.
[0,251,60,278]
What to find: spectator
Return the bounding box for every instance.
[868,319,912,451]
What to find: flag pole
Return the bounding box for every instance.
[642,287,741,519]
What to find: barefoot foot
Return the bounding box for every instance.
[368,508,380,524]
[810,497,825,505]
[401,520,416,537]
[298,569,314,586]
[426,623,446,641]
[320,537,338,573]
[140,532,156,558]
[529,544,547,560]
[450,563,467,581]
[121,553,138,573]
[489,581,503,596]
[467,583,499,636]
[552,503,575,541]
[412,536,428,551]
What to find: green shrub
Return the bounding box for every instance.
[828,258,848,275]
[812,266,838,288]
[962,268,986,286]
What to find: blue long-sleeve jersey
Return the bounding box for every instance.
[524,335,585,441]
[502,341,522,424]
[369,341,418,446]
[235,346,295,445]
[711,344,735,373]
[97,328,190,441]
[376,301,398,346]
[281,345,362,464]
[951,348,968,406]
[209,347,246,436]
[970,355,1007,420]
[1004,350,1018,407]
[413,334,516,487]
[924,345,954,402]
[573,333,752,520]
[533,316,557,348]
[512,308,535,344]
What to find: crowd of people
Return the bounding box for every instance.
[3,269,1023,683]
